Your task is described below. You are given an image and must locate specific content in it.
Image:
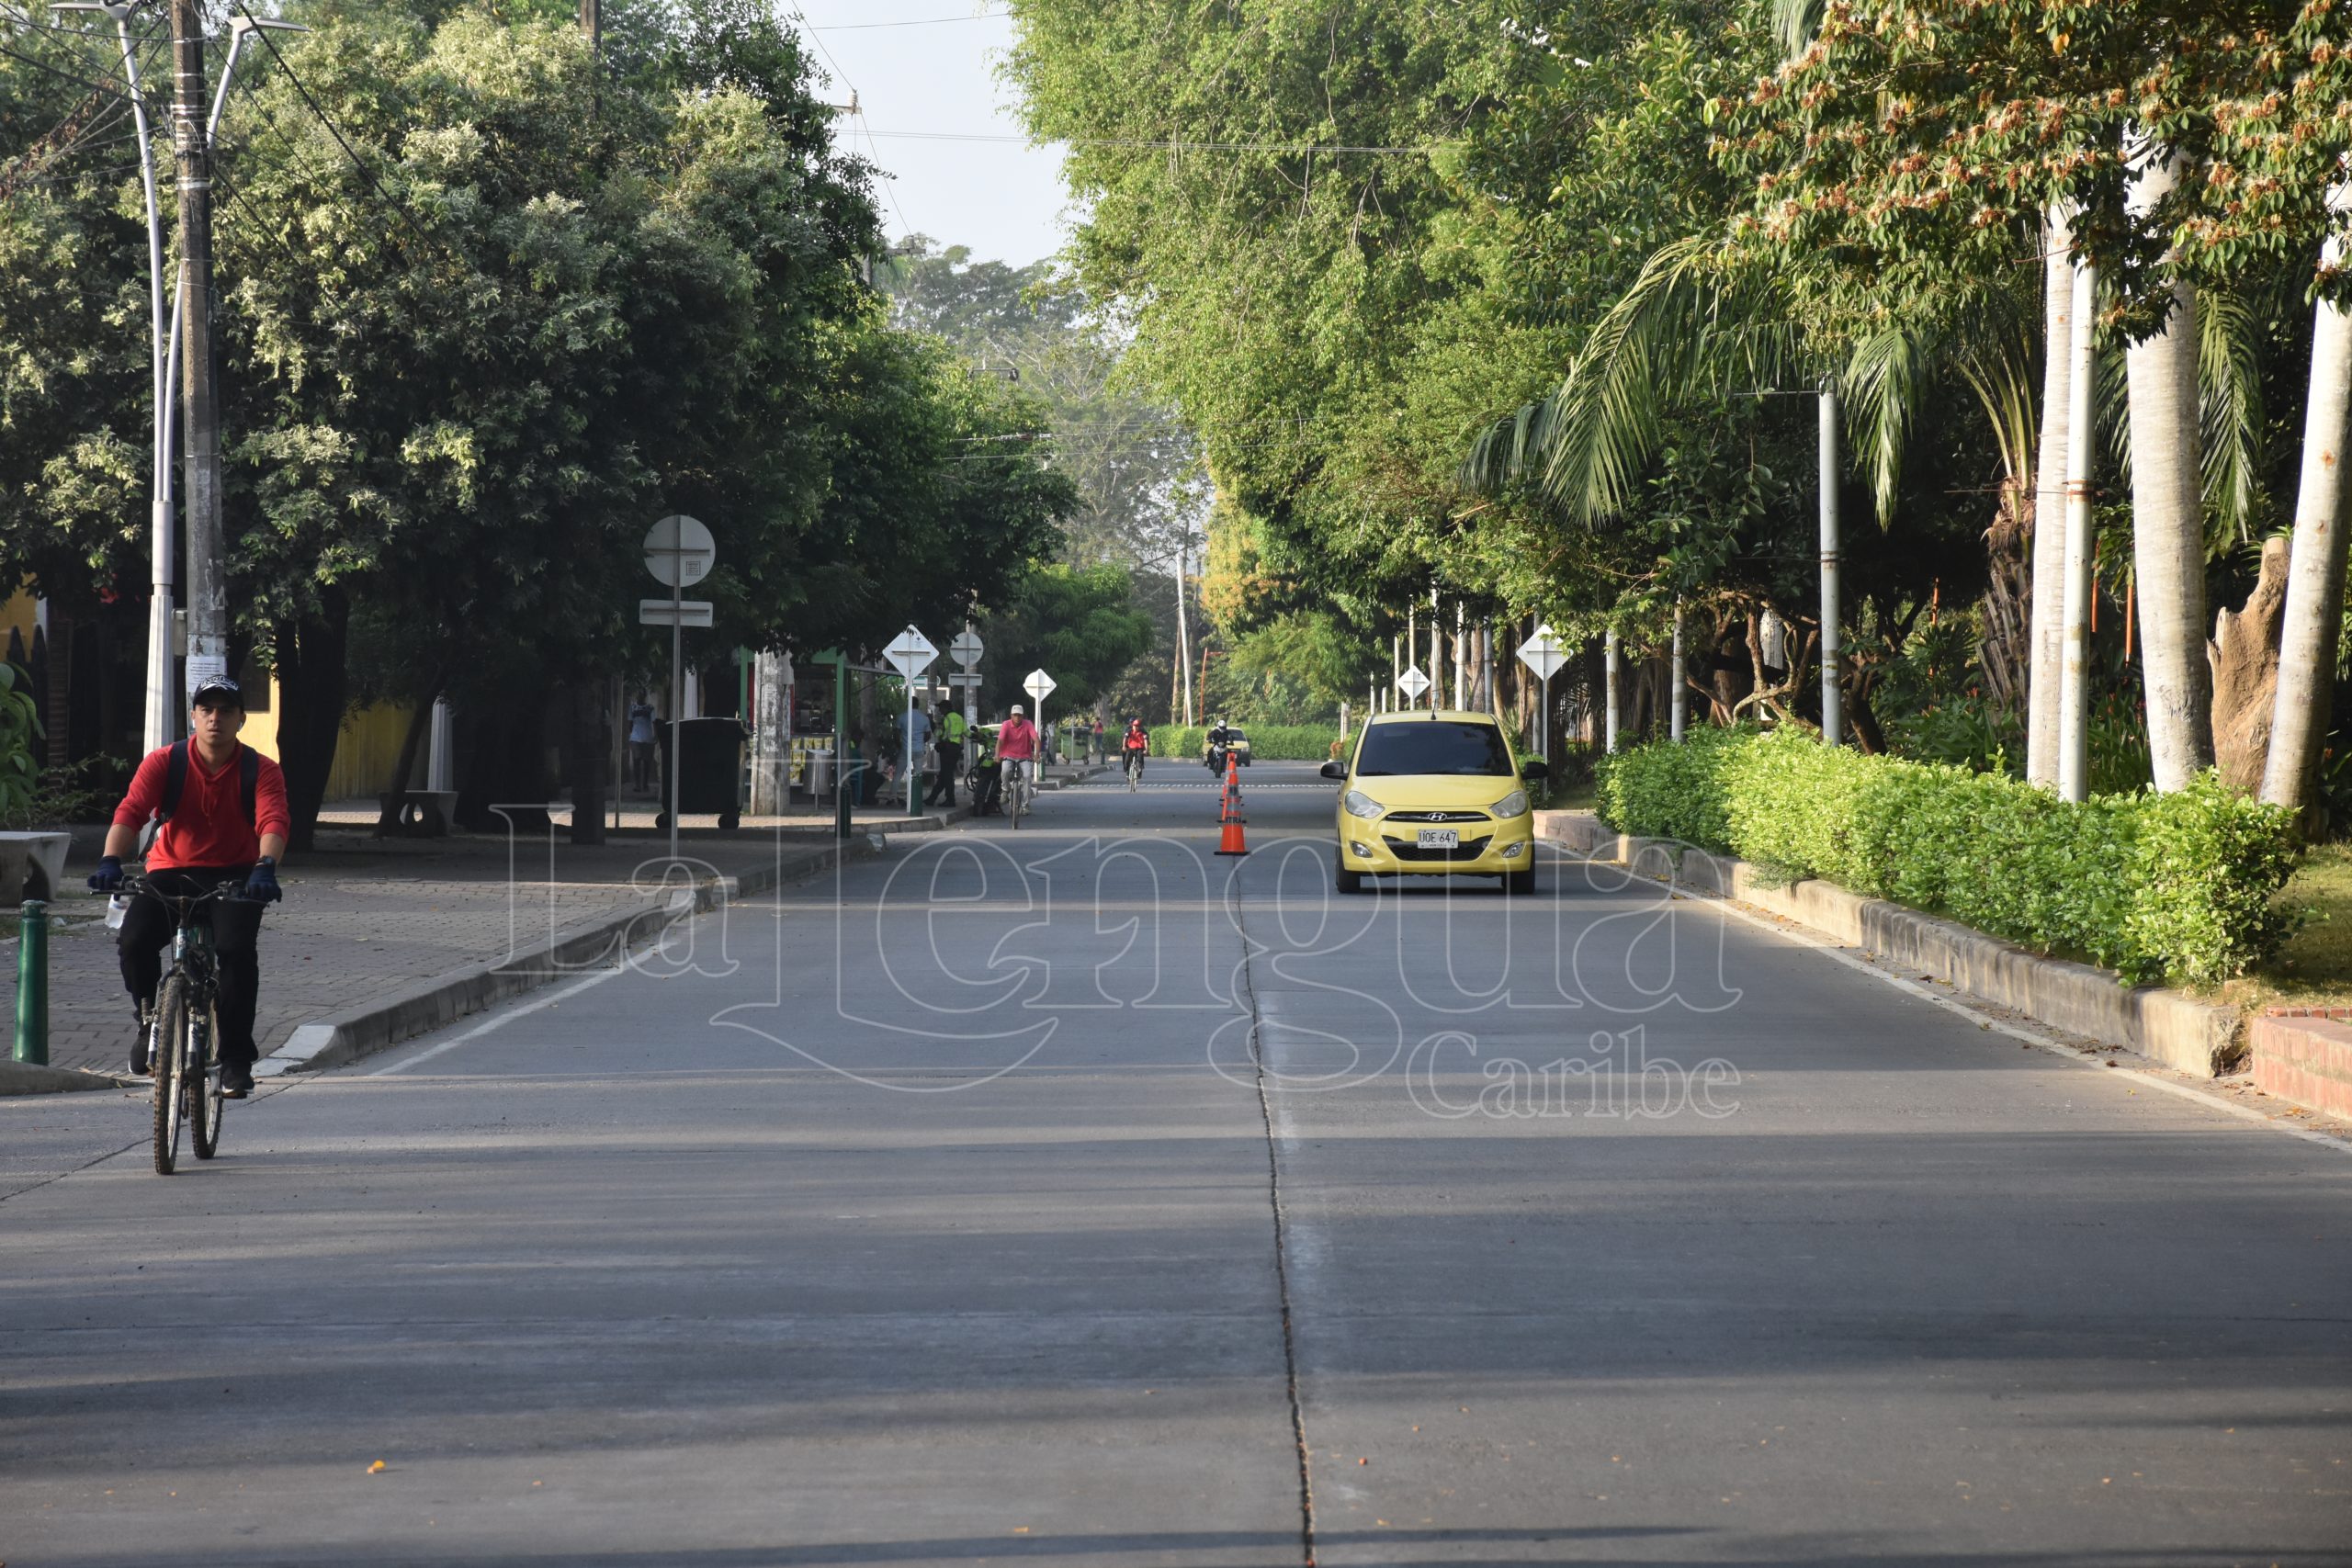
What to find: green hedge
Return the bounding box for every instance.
[1149,725,1342,761]
[1595,726,2300,986]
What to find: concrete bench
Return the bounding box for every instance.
[0,830,70,903]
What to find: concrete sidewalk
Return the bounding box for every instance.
[2,824,870,1081]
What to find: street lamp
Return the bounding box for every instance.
[51,3,305,752]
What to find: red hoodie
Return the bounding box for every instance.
[113,742,291,870]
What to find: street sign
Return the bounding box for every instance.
[949,630,984,668]
[1396,664,1431,701]
[643,514,715,589]
[1515,623,1566,682]
[639,599,714,627]
[944,671,984,688]
[1023,669,1057,705]
[884,625,937,680]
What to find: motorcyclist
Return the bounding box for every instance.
[1205,716,1232,773]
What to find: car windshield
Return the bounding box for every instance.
[1353,720,1514,777]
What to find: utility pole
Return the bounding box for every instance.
[1816,382,1842,748]
[169,0,227,700]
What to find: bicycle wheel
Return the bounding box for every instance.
[190,992,222,1160]
[152,974,188,1175]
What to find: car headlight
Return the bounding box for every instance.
[1489,789,1529,819]
[1341,789,1386,821]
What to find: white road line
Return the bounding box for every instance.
[1628,856,2352,1157]
[368,966,628,1077]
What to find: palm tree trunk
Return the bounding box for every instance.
[2028,203,2075,787]
[2125,143,2216,789]
[2058,256,2099,802]
[2262,182,2352,820]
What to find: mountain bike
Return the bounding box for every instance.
[1124,749,1146,791]
[126,874,243,1174]
[1005,758,1035,828]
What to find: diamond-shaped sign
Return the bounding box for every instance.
[1516,623,1566,682]
[1023,669,1057,705]
[883,625,937,680]
[949,630,985,668]
[1396,665,1431,701]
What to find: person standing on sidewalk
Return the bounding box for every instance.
[928,705,966,806]
[85,676,290,1097]
[627,697,657,794]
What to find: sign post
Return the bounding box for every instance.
[950,629,984,733]
[1023,669,1057,765]
[884,626,938,819]
[643,514,714,860]
[1514,623,1566,762]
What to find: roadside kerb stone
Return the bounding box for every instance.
[1535,807,2243,1077]
[0,1060,124,1094]
[264,837,870,1077]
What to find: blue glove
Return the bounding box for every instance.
[87,854,123,894]
[243,858,282,905]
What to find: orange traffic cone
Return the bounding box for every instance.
[1216,754,1249,856]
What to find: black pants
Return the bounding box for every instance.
[927,741,961,804]
[118,867,265,1070]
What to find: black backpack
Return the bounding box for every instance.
[139,740,261,854]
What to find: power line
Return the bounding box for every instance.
[805,8,1006,28]
[862,130,1440,154]
[229,0,447,265]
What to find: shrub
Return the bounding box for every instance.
[1595,727,2300,987]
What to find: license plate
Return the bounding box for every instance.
[1417,828,1460,849]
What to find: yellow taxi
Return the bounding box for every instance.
[1319,710,1548,895]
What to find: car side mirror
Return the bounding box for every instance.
[1520,760,1549,782]
[1318,760,1346,781]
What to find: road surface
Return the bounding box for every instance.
[5,761,2347,1564]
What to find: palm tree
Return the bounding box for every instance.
[2263,178,2352,822]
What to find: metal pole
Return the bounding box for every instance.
[101,8,174,755]
[1604,630,1621,754]
[168,0,228,703]
[1670,600,1687,742]
[13,899,47,1066]
[669,572,683,860]
[2058,259,2100,801]
[905,673,917,819]
[1817,384,1843,747]
[833,655,851,840]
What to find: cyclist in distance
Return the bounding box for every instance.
[1122,717,1149,784]
[87,676,289,1098]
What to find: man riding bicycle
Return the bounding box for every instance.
[1122,717,1148,782]
[996,703,1040,808]
[87,676,289,1098]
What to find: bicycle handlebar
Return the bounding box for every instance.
[119,874,251,908]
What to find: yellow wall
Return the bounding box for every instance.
[242,683,417,802]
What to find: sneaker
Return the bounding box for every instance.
[220,1063,254,1100]
[129,1005,152,1077]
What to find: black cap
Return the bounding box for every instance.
[190,674,243,708]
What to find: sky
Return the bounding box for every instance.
[786,2,1073,270]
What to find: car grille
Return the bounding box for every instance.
[1384,835,1495,862]
[1383,809,1490,823]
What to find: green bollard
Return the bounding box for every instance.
[13,897,45,1066]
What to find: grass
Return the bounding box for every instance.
[2213,842,2352,1011]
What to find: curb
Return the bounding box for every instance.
[1535,810,2242,1078]
[259,838,872,1078]
[0,1059,130,1096]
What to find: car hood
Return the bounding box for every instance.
[1346,773,1522,811]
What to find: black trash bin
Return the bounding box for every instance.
[655,716,748,830]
